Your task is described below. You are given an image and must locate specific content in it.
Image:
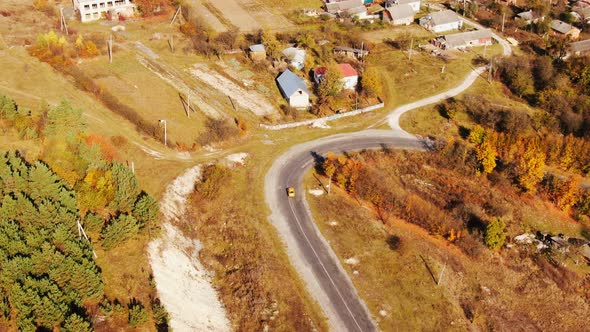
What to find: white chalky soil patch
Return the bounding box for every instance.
[148,166,230,332]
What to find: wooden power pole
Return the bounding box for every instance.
[107,34,113,63]
[60,7,69,35]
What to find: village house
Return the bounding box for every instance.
[333,46,369,59]
[433,29,493,49]
[385,0,421,12]
[248,44,266,61]
[276,69,310,108]
[515,10,544,25]
[574,5,590,24]
[282,47,306,70]
[384,4,415,26]
[325,0,368,17]
[313,63,359,90]
[550,19,581,39]
[568,39,590,57]
[73,0,135,23]
[419,10,463,33]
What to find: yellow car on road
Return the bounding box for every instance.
[287,187,295,198]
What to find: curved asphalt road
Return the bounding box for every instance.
[265,131,425,332]
[265,15,512,332]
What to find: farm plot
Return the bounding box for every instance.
[184,0,228,32]
[237,0,295,31]
[189,64,277,116]
[207,0,260,31]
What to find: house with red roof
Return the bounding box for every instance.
[313,63,359,90]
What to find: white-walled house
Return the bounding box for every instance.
[73,0,135,22]
[337,63,358,90]
[313,63,359,90]
[419,10,463,33]
[277,69,310,108]
[434,29,493,49]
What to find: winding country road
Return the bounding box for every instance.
[265,18,512,331]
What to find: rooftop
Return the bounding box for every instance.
[443,29,493,47]
[570,39,590,52]
[386,4,415,20]
[429,10,460,26]
[249,44,265,52]
[337,63,358,77]
[551,19,576,34]
[277,70,310,97]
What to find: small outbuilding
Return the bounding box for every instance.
[333,46,369,59]
[248,44,266,61]
[277,69,310,108]
[419,10,463,33]
[282,47,306,70]
[384,4,415,25]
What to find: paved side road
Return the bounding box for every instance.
[265,130,425,332]
[387,66,487,133]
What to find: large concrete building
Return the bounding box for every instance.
[73,0,135,22]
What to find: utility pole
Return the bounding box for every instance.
[131,161,135,174]
[328,175,332,194]
[501,12,506,33]
[169,34,174,52]
[437,262,447,286]
[77,219,97,258]
[187,90,191,118]
[463,0,466,16]
[159,119,167,147]
[60,7,69,35]
[488,58,493,82]
[108,34,113,63]
[441,65,445,73]
[170,5,181,25]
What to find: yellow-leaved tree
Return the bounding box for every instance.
[517,138,546,192]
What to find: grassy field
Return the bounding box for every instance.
[371,42,503,110]
[398,78,534,139]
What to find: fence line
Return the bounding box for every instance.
[260,102,385,130]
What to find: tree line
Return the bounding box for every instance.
[0,94,166,330]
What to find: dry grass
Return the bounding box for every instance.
[398,71,535,138]
[305,150,590,331]
[182,160,328,331]
[370,42,503,109]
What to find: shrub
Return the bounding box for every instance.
[128,301,148,328]
[484,217,506,250]
[197,118,239,145]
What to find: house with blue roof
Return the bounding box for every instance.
[276,69,310,109]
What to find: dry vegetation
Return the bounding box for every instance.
[178,163,328,331]
[308,148,590,331]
